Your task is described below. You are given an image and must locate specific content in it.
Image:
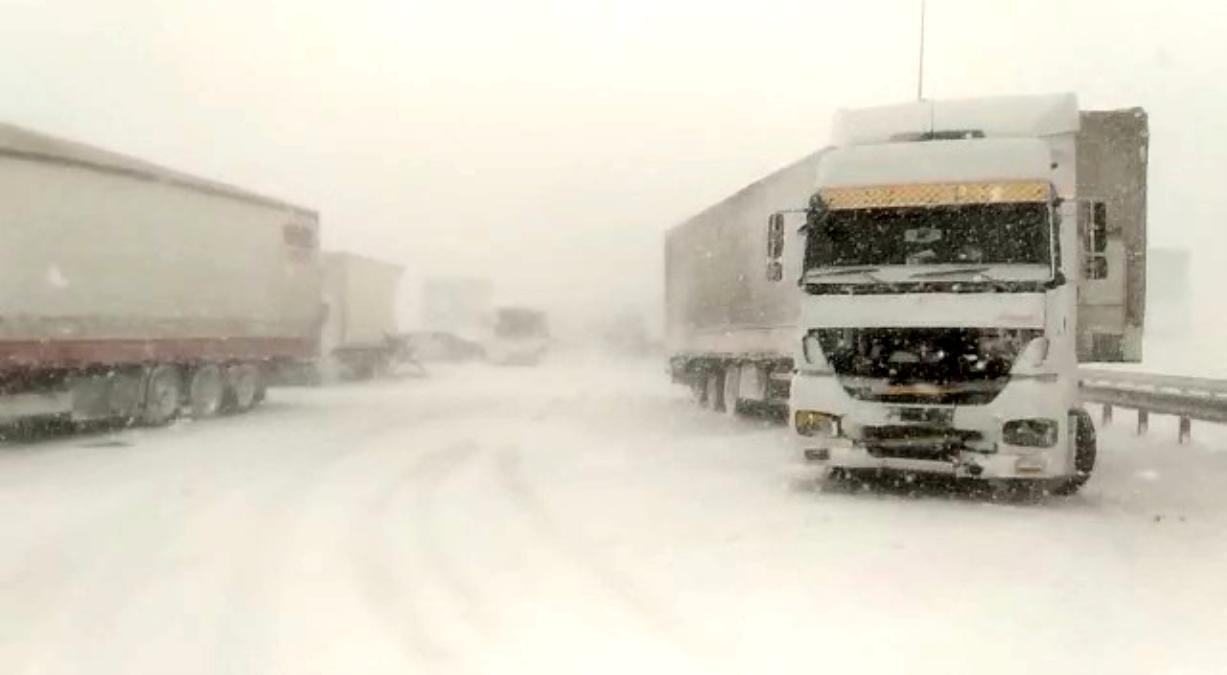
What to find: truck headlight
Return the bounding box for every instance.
[795,410,841,437]
[1003,418,1058,448]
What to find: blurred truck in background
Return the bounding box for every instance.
[489,307,550,365]
[0,123,322,427]
[402,330,486,363]
[320,252,405,380]
[418,277,493,361]
[667,94,1147,492]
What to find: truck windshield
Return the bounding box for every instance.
[495,310,548,338]
[804,202,1052,271]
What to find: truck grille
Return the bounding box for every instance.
[815,327,1038,406]
[859,425,984,461]
[838,377,1009,405]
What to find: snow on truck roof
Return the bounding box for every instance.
[818,137,1054,189]
[0,122,316,218]
[832,93,1080,146]
[324,250,405,274]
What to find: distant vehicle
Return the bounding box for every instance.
[321,252,404,380]
[667,94,1147,493]
[403,330,486,363]
[0,123,322,427]
[489,307,549,365]
[420,277,494,346]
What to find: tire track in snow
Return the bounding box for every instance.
[493,445,728,671]
[351,439,488,667]
[1,391,497,674]
[399,440,497,636]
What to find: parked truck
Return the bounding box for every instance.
[489,307,550,365]
[0,123,322,427]
[667,94,1147,492]
[320,252,404,379]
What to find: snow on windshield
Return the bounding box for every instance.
[806,202,1051,269]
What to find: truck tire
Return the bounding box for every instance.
[141,365,183,426]
[253,366,268,404]
[689,380,707,406]
[705,370,725,412]
[107,368,145,423]
[224,364,261,413]
[187,365,225,418]
[1051,410,1097,496]
[722,364,741,417]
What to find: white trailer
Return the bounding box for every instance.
[0,123,322,426]
[320,252,404,379]
[667,94,1147,492]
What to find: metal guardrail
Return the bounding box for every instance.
[1079,369,1227,443]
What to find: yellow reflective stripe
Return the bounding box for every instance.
[883,384,947,395]
[820,180,1050,210]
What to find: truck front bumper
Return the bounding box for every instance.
[801,439,1057,479]
[791,372,1075,480]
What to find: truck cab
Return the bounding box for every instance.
[488,307,550,366]
[781,94,1146,491]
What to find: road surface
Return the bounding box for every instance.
[2,355,1225,674]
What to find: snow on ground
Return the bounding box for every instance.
[1,353,1225,675]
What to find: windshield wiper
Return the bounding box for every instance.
[805,267,886,283]
[909,266,1003,282]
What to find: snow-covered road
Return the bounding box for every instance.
[2,355,1225,674]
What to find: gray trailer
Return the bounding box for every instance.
[0,123,322,427]
[665,151,825,410]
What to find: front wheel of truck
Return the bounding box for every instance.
[1050,409,1097,496]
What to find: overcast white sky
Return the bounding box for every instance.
[2,0,1224,338]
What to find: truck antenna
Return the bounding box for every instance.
[916,0,927,101]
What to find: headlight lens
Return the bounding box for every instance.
[1002,418,1058,448]
[795,410,841,437]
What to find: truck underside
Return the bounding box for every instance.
[0,337,309,429]
[670,354,793,417]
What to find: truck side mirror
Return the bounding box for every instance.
[766,213,785,259]
[1080,201,1109,280]
[766,213,786,282]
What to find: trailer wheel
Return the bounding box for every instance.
[141,365,183,426]
[689,379,707,406]
[107,369,145,423]
[224,364,261,413]
[722,365,741,416]
[253,366,268,404]
[705,370,725,412]
[187,365,225,418]
[1051,410,1097,496]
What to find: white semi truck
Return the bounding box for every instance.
[667,94,1147,492]
[0,123,323,426]
[320,252,404,379]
